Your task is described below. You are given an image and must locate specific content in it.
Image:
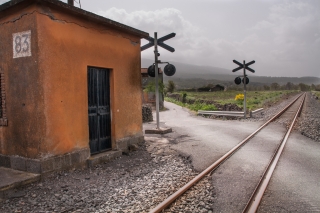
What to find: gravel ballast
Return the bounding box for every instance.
[298,92,320,142]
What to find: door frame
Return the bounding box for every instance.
[87,66,112,155]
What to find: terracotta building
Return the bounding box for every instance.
[0,0,148,173]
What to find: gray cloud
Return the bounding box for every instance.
[98,1,320,77]
[1,0,319,77]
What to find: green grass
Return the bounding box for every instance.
[312,91,320,99]
[165,97,217,111]
[166,90,298,112]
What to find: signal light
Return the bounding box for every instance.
[234,77,241,85]
[242,77,249,84]
[164,64,176,76]
[147,65,155,77]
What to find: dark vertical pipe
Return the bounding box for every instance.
[68,0,74,6]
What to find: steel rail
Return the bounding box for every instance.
[243,93,306,213]
[149,93,304,213]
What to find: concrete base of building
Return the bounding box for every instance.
[0,148,90,174]
[87,150,122,168]
[0,135,145,175]
[116,135,144,152]
[145,127,173,134]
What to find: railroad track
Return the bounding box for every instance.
[149,92,306,213]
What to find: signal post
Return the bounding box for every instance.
[141,32,176,133]
[233,60,255,118]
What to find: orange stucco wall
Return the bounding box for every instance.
[0,3,144,158]
[0,4,45,158]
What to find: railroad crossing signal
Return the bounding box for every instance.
[141,32,176,130]
[141,33,176,52]
[232,59,256,119]
[233,60,255,73]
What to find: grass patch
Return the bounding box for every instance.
[166,90,298,111]
[165,97,217,111]
[312,91,320,99]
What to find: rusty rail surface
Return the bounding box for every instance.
[243,93,306,213]
[149,93,304,213]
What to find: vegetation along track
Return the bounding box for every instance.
[150,92,306,213]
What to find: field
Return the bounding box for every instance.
[165,90,299,112]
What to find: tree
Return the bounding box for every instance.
[166,80,176,93]
[270,82,280,90]
[144,80,165,93]
[285,82,295,90]
[263,85,270,90]
[298,83,310,91]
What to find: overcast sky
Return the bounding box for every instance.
[1,0,319,77]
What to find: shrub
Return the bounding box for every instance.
[167,80,176,93]
[181,92,187,103]
[144,80,164,93]
[201,104,217,111]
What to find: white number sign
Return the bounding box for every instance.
[13,30,31,58]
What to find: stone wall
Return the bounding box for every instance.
[142,104,153,123]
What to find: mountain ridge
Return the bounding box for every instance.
[141,58,320,87]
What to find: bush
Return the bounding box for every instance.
[167,81,176,93]
[201,104,217,111]
[235,94,244,102]
[144,80,164,93]
[181,92,187,103]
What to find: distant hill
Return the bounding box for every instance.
[141,58,320,89]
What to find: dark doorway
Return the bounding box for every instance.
[87,67,111,154]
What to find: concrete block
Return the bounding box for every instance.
[116,135,144,153]
[40,158,53,173]
[26,159,41,174]
[10,156,26,171]
[132,135,144,145]
[62,153,71,169]
[71,151,81,165]
[145,127,172,134]
[78,149,90,162]
[0,154,10,168]
[52,156,62,171]
[87,150,121,167]
[117,138,128,151]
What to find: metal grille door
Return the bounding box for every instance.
[88,67,111,154]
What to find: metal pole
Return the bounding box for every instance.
[154,32,160,129]
[243,60,247,119]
